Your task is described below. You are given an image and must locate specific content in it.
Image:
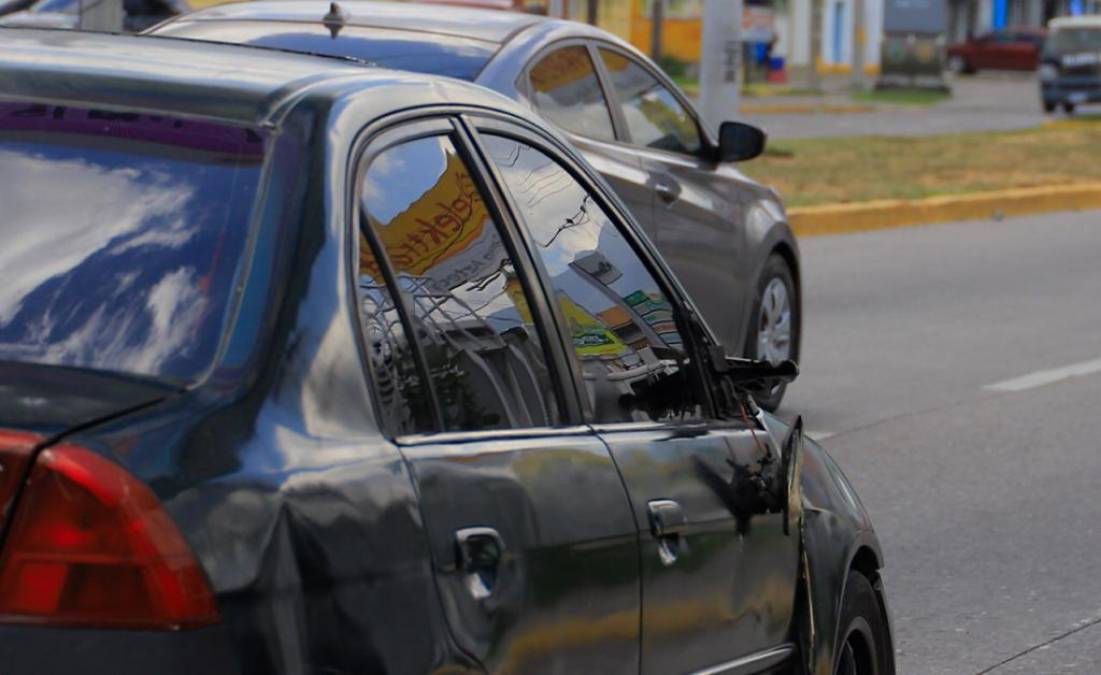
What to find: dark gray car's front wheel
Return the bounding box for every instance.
[835,572,893,675]
[746,254,799,411]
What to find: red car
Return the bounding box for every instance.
[947,27,1046,73]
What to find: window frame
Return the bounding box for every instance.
[590,42,708,159]
[519,38,623,144]
[347,111,584,439]
[463,113,725,426]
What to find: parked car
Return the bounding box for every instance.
[0,0,188,31]
[947,27,1046,74]
[149,0,802,410]
[1039,15,1101,114]
[0,28,891,675]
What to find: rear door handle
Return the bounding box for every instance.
[648,500,688,566]
[654,178,680,205]
[455,527,505,600]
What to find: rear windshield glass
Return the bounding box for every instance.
[1046,28,1101,54]
[157,21,497,81]
[0,102,265,384]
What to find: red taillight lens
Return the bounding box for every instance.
[0,445,220,630]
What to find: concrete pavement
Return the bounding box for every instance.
[777,210,1101,673]
[743,73,1049,140]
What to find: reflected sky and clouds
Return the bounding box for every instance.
[0,105,263,383]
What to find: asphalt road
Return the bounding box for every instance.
[744,74,1050,140]
[777,209,1101,674]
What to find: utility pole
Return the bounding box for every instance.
[808,0,823,90]
[852,0,867,90]
[547,0,563,18]
[650,0,665,62]
[699,0,743,131]
[587,0,598,25]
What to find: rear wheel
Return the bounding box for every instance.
[1043,101,1057,113]
[834,572,893,675]
[746,254,799,411]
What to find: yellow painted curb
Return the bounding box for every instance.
[789,182,1101,237]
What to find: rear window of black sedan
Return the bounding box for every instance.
[154,21,498,81]
[0,102,265,385]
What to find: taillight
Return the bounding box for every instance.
[0,444,220,630]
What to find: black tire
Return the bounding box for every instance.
[1043,101,1057,114]
[1064,102,1077,115]
[834,572,893,675]
[745,254,800,412]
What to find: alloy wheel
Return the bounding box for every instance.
[756,277,792,364]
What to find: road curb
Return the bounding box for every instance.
[789,182,1101,237]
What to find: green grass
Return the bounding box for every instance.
[747,120,1101,208]
[852,88,951,106]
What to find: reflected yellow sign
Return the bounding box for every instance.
[363,153,491,279]
[505,279,628,358]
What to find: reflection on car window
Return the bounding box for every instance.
[598,49,701,155]
[0,102,264,384]
[357,233,435,435]
[529,46,616,142]
[360,135,559,433]
[482,135,704,424]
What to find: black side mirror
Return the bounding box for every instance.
[716,121,767,163]
[709,347,798,391]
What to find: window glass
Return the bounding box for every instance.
[598,49,702,155]
[529,46,616,142]
[482,134,704,424]
[357,232,434,435]
[360,135,559,433]
[0,102,264,385]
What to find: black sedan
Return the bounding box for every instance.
[149,0,802,411]
[0,28,890,675]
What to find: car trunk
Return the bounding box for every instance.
[0,361,175,534]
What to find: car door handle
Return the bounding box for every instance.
[647,499,687,538]
[648,500,688,566]
[654,178,680,204]
[455,527,506,600]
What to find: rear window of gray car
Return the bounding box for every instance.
[154,21,498,81]
[0,102,265,385]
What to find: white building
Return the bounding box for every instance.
[775,0,886,80]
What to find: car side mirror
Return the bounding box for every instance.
[716,121,767,163]
[709,346,798,391]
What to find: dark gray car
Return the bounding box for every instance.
[149,0,802,409]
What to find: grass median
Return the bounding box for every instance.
[749,117,1101,208]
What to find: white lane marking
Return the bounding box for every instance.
[984,357,1101,393]
[806,430,836,441]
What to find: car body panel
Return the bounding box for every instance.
[594,422,798,674]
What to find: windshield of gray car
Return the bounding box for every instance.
[0,102,265,385]
[1045,27,1101,54]
[154,21,497,81]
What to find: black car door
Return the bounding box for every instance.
[352,119,640,674]
[590,45,756,356]
[474,125,801,674]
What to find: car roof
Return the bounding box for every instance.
[169,0,547,44]
[1050,15,1101,30]
[0,28,527,125]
